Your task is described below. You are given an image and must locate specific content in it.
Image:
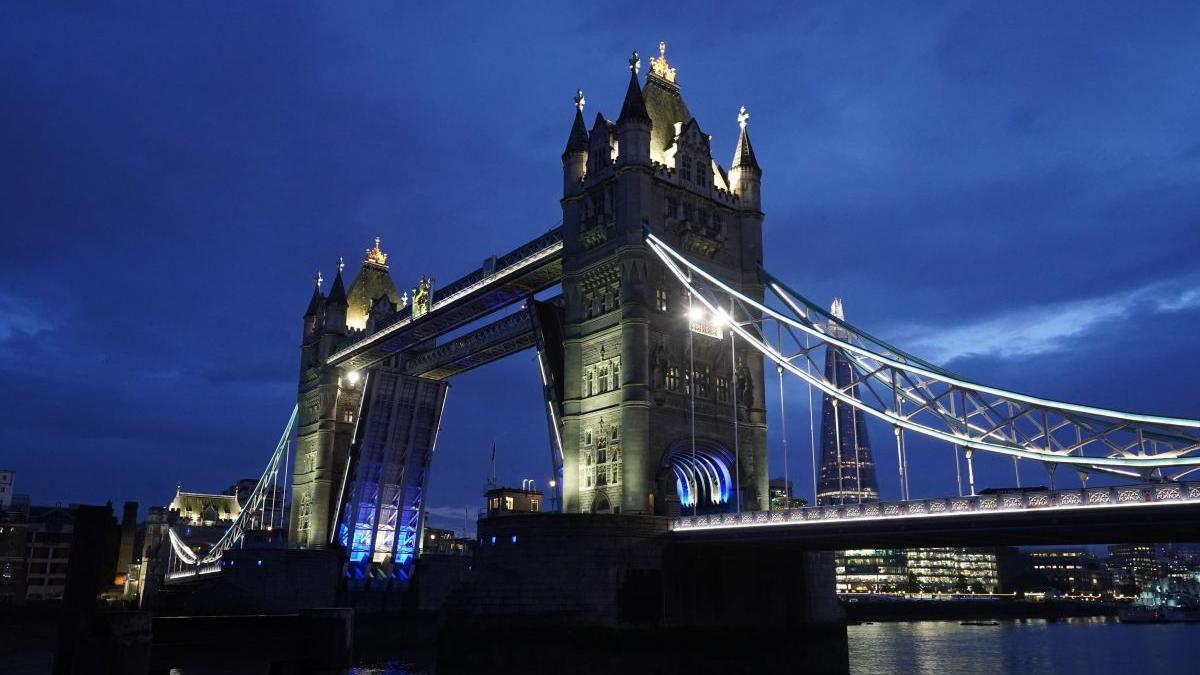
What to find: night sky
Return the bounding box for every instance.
[3,3,1199,534]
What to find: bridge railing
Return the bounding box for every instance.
[671,482,1200,531]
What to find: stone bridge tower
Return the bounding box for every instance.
[560,44,767,516]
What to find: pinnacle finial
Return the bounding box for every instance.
[629,50,640,75]
[315,271,323,289]
[738,105,750,129]
[365,236,388,266]
[649,40,677,83]
[574,89,586,111]
[337,256,345,274]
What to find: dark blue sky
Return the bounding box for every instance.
[3,3,1198,532]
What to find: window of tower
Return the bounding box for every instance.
[610,362,619,390]
[681,156,692,182]
[695,160,706,183]
[666,366,680,391]
[598,365,609,393]
[611,285,620,309]
[696,367,710,397]
[600,293,608,314]
[665,197,678,218]
[716,376,730,402]
[656,287,669,312]
[586,370,595,397]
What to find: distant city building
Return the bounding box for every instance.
[906,548,1000,594]
[1161,544,1200,581]
[1107,543,1163,589]
[1026,547,1111,595]
[0,469,13,509]
[25,505,75,601]
[422,527,472,556]
[768,477,807,510]
[835,550,907,593]
[0,505,28,606]
[169,486,241,526]
[485,487,544,516]
[817,300,879,506]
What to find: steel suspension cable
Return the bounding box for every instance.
[777,322,790,508]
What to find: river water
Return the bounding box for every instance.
[846,618,1196,675]
[346,618,1198,674]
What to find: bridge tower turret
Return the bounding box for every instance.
[289,255,364,550]
[303,272,325,339]
[729,106,762,212]
[615,52,652,167]
[560,42,768,517]
[562,90,589,197]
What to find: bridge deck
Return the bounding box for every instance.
[328,227,563,371]
[672,483,1200,548]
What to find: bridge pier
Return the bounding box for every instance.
[440,513,848,673]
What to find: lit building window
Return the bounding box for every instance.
[666,366,680,391]
[716,377,730,402]
[656,287,669,312]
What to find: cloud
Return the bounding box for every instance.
[0,293,55,342]
[889,275,1200,365]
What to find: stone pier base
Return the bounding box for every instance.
[443,513,847,673]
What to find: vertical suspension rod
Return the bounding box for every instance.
[688,284,697,516]
[777,322,790,508]
[729,298,741,513]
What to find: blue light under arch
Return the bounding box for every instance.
[663,440,735,508]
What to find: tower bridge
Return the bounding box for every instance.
[162,43,1200,597]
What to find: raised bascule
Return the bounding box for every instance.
[163,44,1200,598]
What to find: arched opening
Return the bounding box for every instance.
[661,439,735,514]
[592,492,611,514]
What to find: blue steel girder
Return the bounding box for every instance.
[327,228,563,372]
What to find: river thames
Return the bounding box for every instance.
[340,618,1197,674]
[847,618,1195,675]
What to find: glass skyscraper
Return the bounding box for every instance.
[817,299,880,506]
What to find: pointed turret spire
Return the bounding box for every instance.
[304,271,326,318]
[563,89,590,159]
[327,261,348,307]
[731,106,760,171]
[618,52,651,125]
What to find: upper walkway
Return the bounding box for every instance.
[327,227,563,371]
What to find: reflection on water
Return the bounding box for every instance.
[343,617,1197,674]
[848,618,1197,675]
